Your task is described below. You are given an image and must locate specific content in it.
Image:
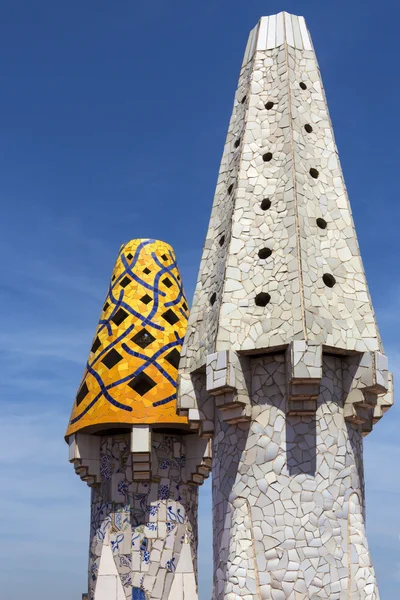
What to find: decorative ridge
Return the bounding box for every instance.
[242,12,312,68]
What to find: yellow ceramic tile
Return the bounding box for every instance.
[65,239,189,437]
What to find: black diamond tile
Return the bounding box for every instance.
[128,372,156,396]
[126,253,133,260]
[143,267,151,275]
[91,336,101,354]
[101,348,123,370]
[120,276,131,288]
[131,329,155,349]
[111,308,129,326]
[103,301,110,312]
[76,382,89,406]
[161,254,168,261]
[112,274,116,281]
[140,294,152,305]
[165,348,180,369]
[162,277,173,288]
[182,302,188,311]
[161,309,179,326]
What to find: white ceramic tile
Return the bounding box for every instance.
[291,14,303,50]
[183,573,197,599]
[266,14,276,49]
[176,543,195,573]
[242,29,253,68]
[98,543,118,577]
[152,569,167,598]
[94,576,117,600]
[168,574,183,600]
[131,424,150,453]
[245,26,255,63]
[257,17,268,51]
[116,576,125,600]
[68,435,76,461]
[298,16,312,50]
[276,12,285,47]
[284,11,294,47]
[248,23,259,61]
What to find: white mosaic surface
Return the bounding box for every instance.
[212,354,380,600]
[88,433,198,600]
[177,11,393,600]
[181,11,382,374]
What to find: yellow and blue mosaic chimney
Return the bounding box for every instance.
[66,238,189,437]
[67,239,210,600]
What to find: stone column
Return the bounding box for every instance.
[212,354,381,600]
[65,238,212,599]
[178,12,393,600]
[88,433,198,600]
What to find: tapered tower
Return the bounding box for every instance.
[178,12,393,600]
[66,239,211,600]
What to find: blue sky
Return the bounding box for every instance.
[0,0,399,598]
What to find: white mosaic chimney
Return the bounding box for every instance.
[178,12,394,600]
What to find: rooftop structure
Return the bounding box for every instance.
[66,238,189,437]
[67,239,210,600]
[179,11,393,600]
[66,13,393,600]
